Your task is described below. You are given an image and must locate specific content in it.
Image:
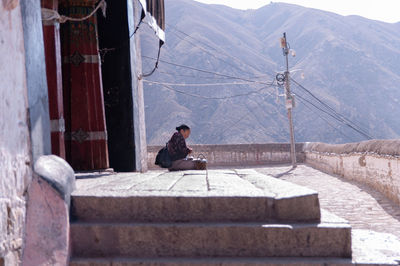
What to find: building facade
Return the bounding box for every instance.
[0,0,164,264]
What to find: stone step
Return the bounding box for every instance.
[71,170,320,223]
[71,195,320,223]
[70,220,351,258]
[69,257,398,266]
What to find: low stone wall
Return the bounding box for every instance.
[148,140,400,206]
[148,143,305,169]
[23,155,75,265]
[304,140,400,205]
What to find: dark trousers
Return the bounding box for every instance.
[168,159,196,171]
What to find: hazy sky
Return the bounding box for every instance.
[193,0,400,23]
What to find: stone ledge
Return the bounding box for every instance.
[22,155,75,265]
[148,143,305,168]
[304,140,400,157]
[148,143,305,153]
[34,155,75,207]
[70,219,351,258]
[71,169,320,223]
[69,257,398,266]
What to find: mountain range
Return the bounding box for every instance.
[140,0,400,145]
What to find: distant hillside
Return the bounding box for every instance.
[140,0,400,145]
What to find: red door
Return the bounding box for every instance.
[41,0,66,159]
[59,0,109,170]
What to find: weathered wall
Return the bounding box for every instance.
[20,0,52,162]
[148,143,305,169]
[0,2,33,264]
[22,155,75,266]
[129,0,148,172]
[304,140,400,205]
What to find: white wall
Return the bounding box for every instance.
[0,2,33,264]
[304,141,400,205]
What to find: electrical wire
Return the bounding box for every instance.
[168,26,263,77]
[294,92,373,139]
[141,40,163,77]
[99,1,144,58]
[295,97,356,142]
[291,78,371,135]
[167,23,277,77]
[206,92,276,142]
[143,56,275,86]
[143,80,266,87]
[157,70,241,80]
[156,70,271,81]
[147,82,275,100]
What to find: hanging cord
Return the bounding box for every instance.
[131,19,143,37]
[41,0,107,23]
[131,7,146,38]
[140,40,163,78]
[98,12,145,62]
[98,1,146,61]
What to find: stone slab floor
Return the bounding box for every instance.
[74,165,400,264]
[256,165,400,263]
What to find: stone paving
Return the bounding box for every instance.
[256,164,400,262]
[73,165,400,264]
[255,165,400,239]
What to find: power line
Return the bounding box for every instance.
[156,69,271,81]
[147,82,275,100]
[294,92,373,139]
[167,23,278,78]
[168,28,259,77]
[143,56,275,86]
[143,80,265,87]
[168,24,262,73]
[207,92,276,142]
[291,78,371,136]
[156,70,239,80]
[295,97,356,142]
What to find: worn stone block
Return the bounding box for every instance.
[70,219,351,258]
[71,170,320,223]
[34,155,75,207]
[72,196,276,223]
[22,175,70,266]
[22,153,75,266]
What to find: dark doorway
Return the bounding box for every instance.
[97,0,136,171]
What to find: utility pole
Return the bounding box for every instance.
[280,32,296,168]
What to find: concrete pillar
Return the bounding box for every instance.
[128,0,148,172]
